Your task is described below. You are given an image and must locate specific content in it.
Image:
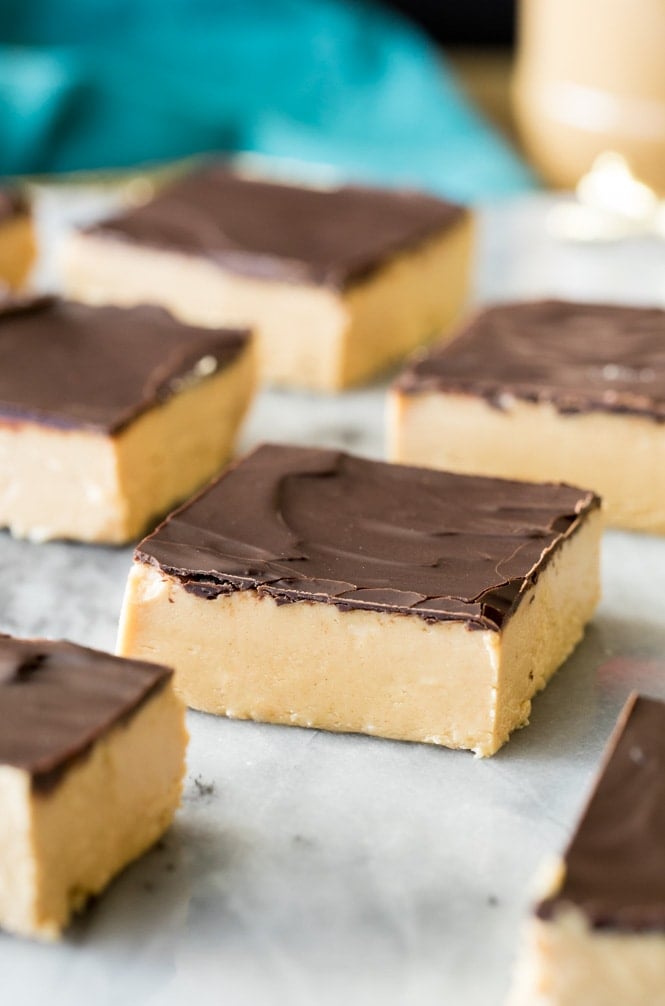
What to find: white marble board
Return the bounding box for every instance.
[3,186,665,1006]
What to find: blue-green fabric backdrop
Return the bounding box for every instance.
[0,0,535,200]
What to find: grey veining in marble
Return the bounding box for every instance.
[3,185,665,1006]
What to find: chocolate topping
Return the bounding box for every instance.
[136,444,598,631]
[397,300,665,421]
[537,694,665,932]
[0,635,172,792]
[0,297,249,433]
[87,168,465,289]
[0,187,28,225]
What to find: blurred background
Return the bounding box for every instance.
[2,0,665,231]
[0,0,529,202]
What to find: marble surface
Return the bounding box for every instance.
[3,189,665,1006]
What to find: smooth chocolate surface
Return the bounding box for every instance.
[0,187,28,225]
[537,694,665,931]
[397,300,665,421]
[87,167,465,289]
[0,635,171,792]
[137,444,598,631]
[0,297,248,433]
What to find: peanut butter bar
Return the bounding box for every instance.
[0,635,187,939]
[0,297,254,542]
[118,444,600,755]
[63,168,473,391]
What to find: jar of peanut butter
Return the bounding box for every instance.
[513,0,665,193]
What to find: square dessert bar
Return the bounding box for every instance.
[0,297,254,542]
[391,299,665,533]
[62,168,474,391]
[0,189,35,291]
[0,635,187,939]
[118,444,601,756]
[509,694,665,1005]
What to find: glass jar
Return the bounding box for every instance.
[513,0,665,193]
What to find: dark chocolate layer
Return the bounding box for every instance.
[0,297,249,433]
[397,300,665,421]
[0,187,28,225]
[0,635,172,792]
[537,694,665,931]
[87,168,465,289]
[136,444,598,631]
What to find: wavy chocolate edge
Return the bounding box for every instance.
[396,299,665,423]
[537,693,665,931]
[85,167,466,290]
[0,297,250,433]
[135,443,599,632]
[0,636,173,793]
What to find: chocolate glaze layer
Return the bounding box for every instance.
[397,300,665,421]
[0,297,249,433]
[87,168,465,289]
[136,444,598,631]
[0,187,28,224]
[537,694,665,931]
[0,635,171,792]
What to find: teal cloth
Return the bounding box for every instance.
[0,0,535,201]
